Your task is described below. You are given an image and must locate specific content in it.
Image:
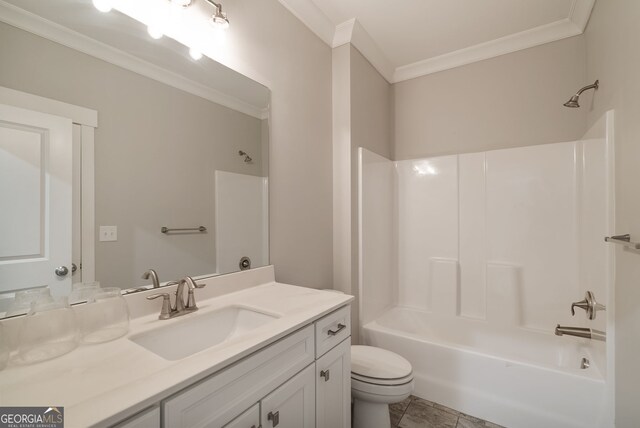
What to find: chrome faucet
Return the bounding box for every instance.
[571,291,605,320]
[141,269,160,288]
[555,324,606,342]
[146,276,206,320]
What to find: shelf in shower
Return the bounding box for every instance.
[604,234,640,250]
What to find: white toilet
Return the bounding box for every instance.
[351,345,414,428]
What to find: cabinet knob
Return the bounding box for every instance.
[267,411,279,427]
[320,369,330,381]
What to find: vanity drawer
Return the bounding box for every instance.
[162,325,315,428]
[315,305,350,357]
[112,406,160,428]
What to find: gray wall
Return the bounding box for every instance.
[222,0,334,289]
[0,21,265,288]
[584,1,640,426]
[393,36,589,159]
[332,44,392,343]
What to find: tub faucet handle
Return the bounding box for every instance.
[571,291,605,320]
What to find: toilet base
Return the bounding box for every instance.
[353,398,392,428]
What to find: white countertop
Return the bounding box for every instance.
[0,275,353,427]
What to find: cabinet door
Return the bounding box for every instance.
[163,326,314,428]
[223,403,259,428]
[261,364,315,428]
[316,337,351,428]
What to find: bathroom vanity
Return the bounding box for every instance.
[0,267,353,428]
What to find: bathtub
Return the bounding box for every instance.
[361,307,609,428]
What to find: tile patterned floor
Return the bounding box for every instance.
[390,396,505,428]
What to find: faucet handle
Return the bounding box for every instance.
[571,291,605,320]
[147,293,172,320]
[183,278,206,309]
[571,299,589,316]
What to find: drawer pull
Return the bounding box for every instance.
[320,369,330,381]
[268,411,279,427]
[327,323,346,336]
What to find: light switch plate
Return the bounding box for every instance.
[99,226,117,242]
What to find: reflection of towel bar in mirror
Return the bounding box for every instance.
[604,234,640,250]
[161,226,207,234]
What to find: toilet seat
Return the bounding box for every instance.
[351,345,413,386]
[351,372,414,386]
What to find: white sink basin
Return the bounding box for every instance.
[129,306,279,360]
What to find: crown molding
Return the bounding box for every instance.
[393,18,582,83]
[332,18,355,48]
[277,0,334,46]
[279,0,595,84]
[332,19,394,83]
[349,20,395,82]
[568,0,596,31]
[0,0,268,120]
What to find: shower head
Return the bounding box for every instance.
[564,80,599,108]
[238,150,252,163]
[563,95,581,108]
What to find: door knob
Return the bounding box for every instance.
[55,266,69,277]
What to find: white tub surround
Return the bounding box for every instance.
[363,308,606,428]
[0,266,353,428]
[357,112,615,428]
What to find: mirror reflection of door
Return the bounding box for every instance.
[0,103,72,296]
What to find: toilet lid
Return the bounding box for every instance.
[351,345,412,380]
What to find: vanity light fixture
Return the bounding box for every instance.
[206,0,230,29]
[147,25,164,40]
[169,0,193,7]
[189,47,203,60]
[92,0,113,13]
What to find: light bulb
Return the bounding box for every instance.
[210,15,230,30]
[147,25,164,40]
[92,0,113,13]
[189,48,203,61]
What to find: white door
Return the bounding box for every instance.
[261,364,315,428]
[0,103,73,296]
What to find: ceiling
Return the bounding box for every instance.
[278,0,596,83]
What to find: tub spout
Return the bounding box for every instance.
[555,324,606,342]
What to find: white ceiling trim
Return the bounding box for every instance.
[332,19,395,82]
[393,19,581,82]
[278,0,595,84]
[0,0,268,119]
[276,0,334,45]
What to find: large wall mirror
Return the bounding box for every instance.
[0,0,270,315]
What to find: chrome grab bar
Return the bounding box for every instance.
[161,226,207,234]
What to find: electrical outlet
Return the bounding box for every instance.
[99,226,117,242]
